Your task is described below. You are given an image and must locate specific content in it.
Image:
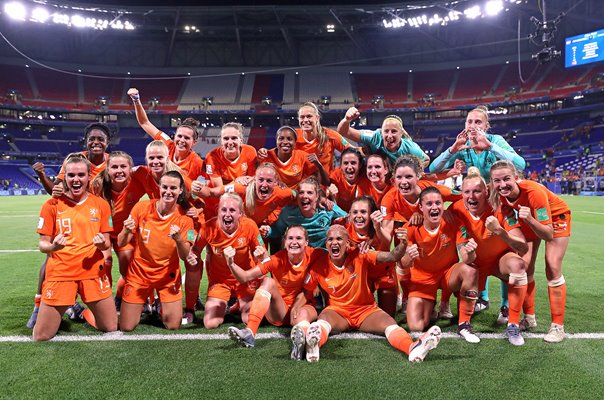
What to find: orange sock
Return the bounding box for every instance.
[81,309,97,329]
[523,279,536,315]
[385,325,413,355]
[115,277,126,299]
[246,289,271,335]
[548,277,566,325]
[34,294,41,307]
[458,296,476,325]
[508,273,528,325]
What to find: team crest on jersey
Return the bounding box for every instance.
[89,208,98,217]
[45,289,54,299]
[292,164,301,175]
[440,233,451,247]
[237,237,247,246]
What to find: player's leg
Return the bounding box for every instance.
[33,303,70,341]
[543,235,569,343]
[203,297,228,329]
[495,252,528,345]
[183,260,202,324]
[289,304,318,361]
[447,263,479,343]
[27,256,48,329]
[306,309,349,362]
[406,296,434,332]
[520,240,541,330]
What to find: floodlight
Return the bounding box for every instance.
[5,2,26,21]
[464,5,481,19]
[31,7,50,23]
[485,1,504,16]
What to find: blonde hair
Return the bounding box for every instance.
[468,105,490,130]
[146,140,182,176]
[382,115,411,139]
[299,102,327,151]
[64,152,91,173]
[221,122,244,140]
[219,192,245,214]
[488,160,518,210]
[245,163,279,215]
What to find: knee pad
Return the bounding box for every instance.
[255,288,272,301]
[547,275,565,287]
[509,272,528,286]
[463,289,479,300]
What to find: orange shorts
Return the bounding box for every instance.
[111,236,134,253]
[553,211,571,238]
[474,259,501,292]
[42,275,112,306]
[123,278,182,304]
[207,277,263,302]
[368,266,398,291]
[409,265,458,301]
[326,304,381,329]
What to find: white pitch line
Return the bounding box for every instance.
[0,250,38,253]
[2,331,604,343]
[580,211,604,215]
[0,214,38,217]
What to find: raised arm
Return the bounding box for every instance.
[224,245,265,283]
[128,88,160,138]
[337,107,363,143]
[376,228,408,263]
[485,216,528,255]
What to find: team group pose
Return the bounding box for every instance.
[27,91,571,362]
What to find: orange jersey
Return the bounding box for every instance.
[329,168,360,212]
[305,248,379,310]
[154,131,205,180]
[37,194,112,281]
[57,151,108,183]
[501,179,570,241]
[295,127,350,174]
[127,200,195,286]
[131,166,193,200]
[381,180,461,222]
[406,219,467,284]
[449,200,520,266]
[258,247,323,307]
[265,148,318,189]
[204,144,257,184]
[223,182,296,225]
[345,223,389,251]
[195,216,263,286]
[357,179,391,206]
[96,178,146,239]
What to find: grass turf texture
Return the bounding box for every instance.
[1,195,603,399]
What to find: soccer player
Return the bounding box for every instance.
[257,125,329,188]
[128,88,204,181]
[91,151,146,309]
[328,147,365,212]
[337,107,429,167]
[33,154,116,341]
[303,225,441,363]
[429,105,525,313]
[117,171,195,331]
[191,163,296,238]
[187,193,264,329]
[490,160,571,343]
[344,196,397,316]
[225,226,320,360]
[400,187,480,343]
[295,102,351,174]
[357,154,392,205]
[27,123,112,329]
[269,177,346,249]
[449,171,529,345]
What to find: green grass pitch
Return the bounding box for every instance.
[1,195,603,399]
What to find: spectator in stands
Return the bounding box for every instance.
[295,102,351,174]
[257,126,330,189]
[128,88,205,181]
[337,107,429,167]
[429,105,525,182]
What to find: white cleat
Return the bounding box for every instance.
[544,323,566,343]
[290,324,306,361]
[409,325,441,363]
[519,314,537,331]
[305,323,321,363]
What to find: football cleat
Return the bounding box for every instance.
[544,323,565,343]
[458,322,480,343]
[290,324,306,361]
[228,326,255,348]
[409,326,441,363]
[497,306,509,325]
[505,324,525,346]
[519,314,537,331]
[305,323,322,363]
[26,307,39,329]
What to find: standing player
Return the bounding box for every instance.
[303,225,441,363]
[257,126,330,188]
[117,171,195,331]
[225,226,320,360]
[295,102,351,174]
[490,160,571,343]
[187,193,264,329]
[128,88,204,181]
[33,154,116,341]
[337,107,429,167]
[400,187,480,343]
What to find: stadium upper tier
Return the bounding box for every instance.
[1,62,603,113]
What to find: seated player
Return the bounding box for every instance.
[303,225,441,363]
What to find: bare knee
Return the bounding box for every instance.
[32,331,55,342]
[203,317,223,330]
